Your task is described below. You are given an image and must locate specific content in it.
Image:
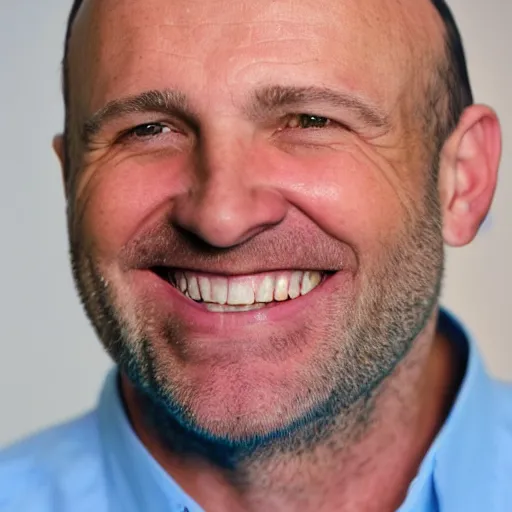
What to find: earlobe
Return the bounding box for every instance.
[439,105,501,247]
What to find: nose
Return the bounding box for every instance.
[170,134,287,248]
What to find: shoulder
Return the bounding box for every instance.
[489,377,512,435]
[487,378,512,509]
[0,412,107,512]
[491,378,512,411]
[490,377,512,444]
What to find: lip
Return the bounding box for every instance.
[132,268,354,335]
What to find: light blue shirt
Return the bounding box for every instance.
[1,310,511,512]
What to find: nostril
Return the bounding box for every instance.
[170,185,288,249]
[172,226,233,254]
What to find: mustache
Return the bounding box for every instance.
[119,219,354,275]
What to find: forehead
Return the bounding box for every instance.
[69,0,443,118]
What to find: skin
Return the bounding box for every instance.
[54,0,501,510]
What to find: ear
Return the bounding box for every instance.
[438,105,501,247]
[53,134,69,198]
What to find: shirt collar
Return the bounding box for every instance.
[97,308,495,512]
[432,309,499,510]
[97,372,202,512]
[399,308,498,511]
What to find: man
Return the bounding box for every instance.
[1,0,511,510]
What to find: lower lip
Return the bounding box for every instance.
[134,270,353,334]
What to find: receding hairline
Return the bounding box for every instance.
[62,0,467,119]
[61,0,472,183]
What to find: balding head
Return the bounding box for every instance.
[60,0,472,186]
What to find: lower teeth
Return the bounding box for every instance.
[204,303,268,313]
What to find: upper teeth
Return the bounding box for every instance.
[172,270,323,306]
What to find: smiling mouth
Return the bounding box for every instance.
[151,268,335,312]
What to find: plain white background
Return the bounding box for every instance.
[0,0,510,448]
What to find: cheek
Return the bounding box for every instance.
[76,155,188,260]
[270,148,407,252]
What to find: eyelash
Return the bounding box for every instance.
[120,114,334,142]
[121,123,175,141]
[284,114,333,130]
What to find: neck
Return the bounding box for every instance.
[121,311,461,512]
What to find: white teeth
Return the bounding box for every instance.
[178,273,187,293]
[288,271,302,299]
[228,281,255,306]
[211,277,228,305]
[301,271,322,296]
[255,275,275,303]
[198,277,212,302]
[274,275,289,301]
[173,270,326,307]
[187,275,201,301]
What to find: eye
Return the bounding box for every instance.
[114,121,188,150]
[128,123,172,138]
[286,114,332,129]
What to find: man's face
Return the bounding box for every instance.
[67,0,445,443]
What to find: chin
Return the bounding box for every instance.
[142,328,337,442]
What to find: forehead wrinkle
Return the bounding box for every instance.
[67,0,443,145]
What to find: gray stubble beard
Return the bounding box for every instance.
[68,172,444,470]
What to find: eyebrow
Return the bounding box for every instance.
[81,89,193,142]
[81,85,389,143]
[249,85,390,129]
